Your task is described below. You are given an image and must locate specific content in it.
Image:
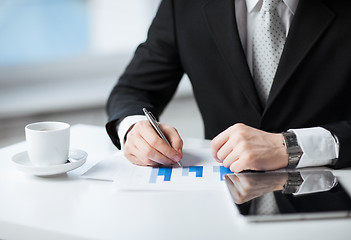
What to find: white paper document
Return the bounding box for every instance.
[82,148,233,191]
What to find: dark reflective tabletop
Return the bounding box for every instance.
[225,170,351,220]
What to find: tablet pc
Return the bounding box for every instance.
[224,170,351,222]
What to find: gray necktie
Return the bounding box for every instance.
[252,0,286,105]
[250,192,280,215]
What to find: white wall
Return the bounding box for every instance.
[89,0,161,54]
[0,0,192,120]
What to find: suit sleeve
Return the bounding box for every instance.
[105,0,183,149]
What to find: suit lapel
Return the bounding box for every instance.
[202,0,335,117]
[265,0,335,111]
[202,0,262,115]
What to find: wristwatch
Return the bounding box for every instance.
[282,131,303,169]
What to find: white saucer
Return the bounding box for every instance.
[11,149,87,176]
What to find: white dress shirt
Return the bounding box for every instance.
[116,0,338,168]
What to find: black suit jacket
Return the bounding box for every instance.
[106,0,351,169]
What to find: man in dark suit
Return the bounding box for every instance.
[106,0,351,172]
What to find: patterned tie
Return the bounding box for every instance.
[250,192,280,215]
[252,0,286,105]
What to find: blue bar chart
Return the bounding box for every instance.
[149,165,231,184]
[90,148,236,190]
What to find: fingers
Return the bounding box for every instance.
[132,136,178,166]
[124,121,183,166]
[211,124,245,163]
[211,130,230,162]
[228,157,247,173]
[211,123,287,172]
[222,150,239,169]
[160,124,183,156]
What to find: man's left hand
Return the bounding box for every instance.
[211,123,288,172]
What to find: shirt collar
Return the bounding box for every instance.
[245,0,299,15]
[284,0,299,14]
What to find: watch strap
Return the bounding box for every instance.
[282,172,304,194]
[282,132,303,169]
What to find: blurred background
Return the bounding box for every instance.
[0,0,203,148]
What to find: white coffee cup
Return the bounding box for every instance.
[25,121,70,166]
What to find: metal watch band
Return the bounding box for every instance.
[282,172,304,194]
[282,132,303,169]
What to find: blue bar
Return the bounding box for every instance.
[149,167,159,183]
[149,167,173,183]
[213,166,233,181]
[157,167,173,181]
[182,167,190,176]
[189,166,203,177]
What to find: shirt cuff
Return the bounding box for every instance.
[294,171,337,195]
[116,115,147,150]
[289,127,339,168]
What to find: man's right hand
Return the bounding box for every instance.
[123,120,183,166]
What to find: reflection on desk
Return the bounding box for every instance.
[225,170,351,222]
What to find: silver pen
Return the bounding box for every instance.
[143,108,182,167]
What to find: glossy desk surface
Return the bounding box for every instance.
[0,124,350,240]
